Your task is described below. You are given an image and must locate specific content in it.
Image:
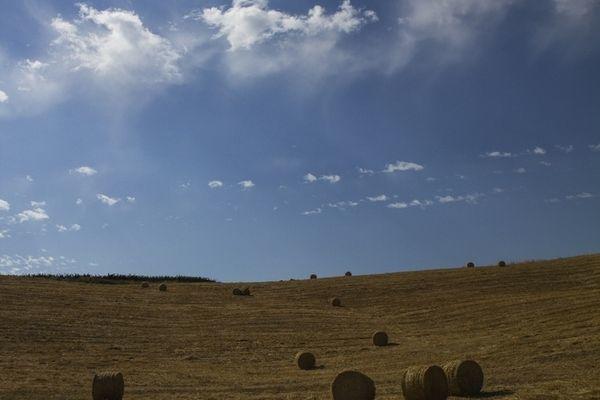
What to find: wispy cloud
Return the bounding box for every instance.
[304,173,341,183]
[555,144,574,153]
[17,207,50,223]
[514,167,527,174]
[126,196,136,203]
[301,207,322,215]
[0,90,8,103]
[238,180,255,190]
[382,161,424,173]
[566,192,594,200]
[70,166,98,176]
[590,143,600,152]
[437,193,484,204]
[481,151,513,158]
[97,194,120,206]
[0,229,10,239]
[367,194,388,202]
[357,167,374,175]
[56,224,81,232]
[531,146,547,155]
[387,202,408,209]
[208,180,224,189]
[0,199,10,211]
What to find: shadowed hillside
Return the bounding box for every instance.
[1,254,599,399]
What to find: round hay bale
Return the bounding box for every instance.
[498,260,507,267]
[331,370,376,400]
[158,283,167,292]
[92,371,124,400]
[310,273,317,279]
[242,287,251,296]
[466,262,475,268]
[295,351,316,370]
[442,359,484,396]
[141,281,149,288]
[232,288,242,296]
[330,297,342,307]
[401,365,448,400]
[372,331,388,347]
[345,271,352,277]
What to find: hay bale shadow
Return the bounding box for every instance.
[473,389,515,398]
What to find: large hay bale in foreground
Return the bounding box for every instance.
[92,372,124,400]
[345,271,352,277]
[498,260,507,267]
[242,287,251,296]
[402,365,448,400]
[310,274,317,279]
[442,359,484,396]
[295,351,316,370]
[466,262,475,268]
[330,297,342,307]
[331,370,376,400]
[372,331,388,346]
[232,288,242,296]
[158,283,167,292]
[141,281,149,288]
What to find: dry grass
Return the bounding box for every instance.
[1,254,599,399]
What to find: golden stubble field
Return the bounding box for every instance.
[1,254,599,400]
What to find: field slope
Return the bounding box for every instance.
[1,255,599,399]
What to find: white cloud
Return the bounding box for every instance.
[208,180,224,188]
[492,187,504,193]
[328,201,358,209]
[30,201,46,207]
[320,174,341,184]
[71,166,98,176]
[76,198,83,205]
[387,202,408,209]
[590,144,600,152]
[437,193,483,204]
[481,151,513,158]
[17,207,50,223]
[0,90,8,103]
[545,197,561,203]
[566,192,594,200]
[57,224,81,232]
[0,199,9,211]
[26,175,34,182]
[409,199,433,208]
[514,167,527,174]
[540,161,552,166]
[532,146,547,155]
[301,207,322,215]
[199,0,377,51]
[304,173,318,183]
[51,4,181,85]
[0,229,10,239]
[382,161,424,173]
[555,144,574,153]
[97,194,120,206]
[367,194,387,202]
[238,180,255,189]
[357,167,374,175]
[126,196,136,203]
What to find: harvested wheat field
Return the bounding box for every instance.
[1,254,599,400]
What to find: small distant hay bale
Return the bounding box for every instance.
[310,274,317,279]
[232,288,242,296]
[372,331,388,347]
[141,281,149,288]
[330,297,342,307]
[158,283,167,292]
[242,287,251,296]
[498,260,507,267]
[345,271,352,277]
[466,262,475,268]
[331,370,376,400]
[442,359,484,396]
[401,365,448,400]
[92,371,124,400]
[295,351,316,370]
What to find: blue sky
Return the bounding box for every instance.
[1,0,599,281]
